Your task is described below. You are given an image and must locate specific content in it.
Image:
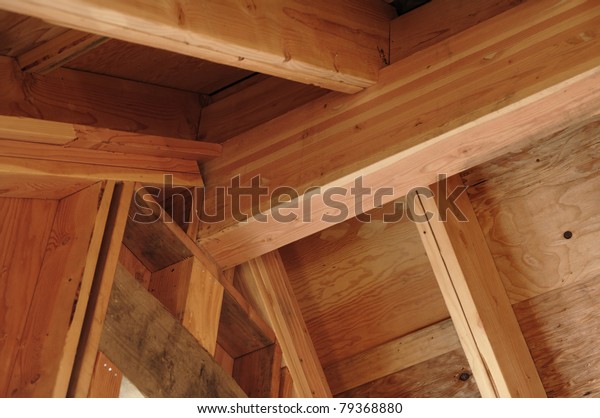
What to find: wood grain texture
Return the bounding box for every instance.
[198,0,600,268]
[0,197,58,396]
[0,173,94,199]
[280,203,448,367]
[198,76,327,143]
[149,257,224,355]
[325,319,461,395]
[118,244,151,290]
[238,251,332,397]
[279,367,294,398]
[69,182,134,397]
[7,183,102,397]
[88,352,123,398]
[464,118,600,303]
[337,349,480,398]
[18,29,108,74]
[0,0,394,93]
[0,56,201,139]
[214,344,234,376]
[0,11,68,56]
[514,276,600,398]
[390,0,523,62]
[233,344,282,398]
[67,39,252,95]
[414,175,546,397]
[99,266,246,398]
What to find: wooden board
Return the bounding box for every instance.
[325,319,461,395]
[280,202,448,367]
[99,266,246,398]
[88,352,123,398]
[198,0,600,268]
[0,197,58,396]
[7,183,103,397]
[336,349,480,398]
[0,172,94,199]
[0,0,394,93]
[390,0,523,62]
[67,39,252,95]
[0,11,68,56]
[514,275,600,398]
[233,344,282,398]
[464,118,600,303]
[0,56,201,139]
[118,244,151,290]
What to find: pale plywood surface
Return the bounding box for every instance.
[281,203,448,367]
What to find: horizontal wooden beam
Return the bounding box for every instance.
[197,0,600,268]
[325,319,460,395]
[413,175,546,397]
[0,56,201,139]
[18,29,108,74]
[99,264,246,398]
[0,0,394,93]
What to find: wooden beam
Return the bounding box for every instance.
[390,0,523,62]
[99,264,246,398]
[197,0,600,268]
[0,0,394,93]
[88,352,123,398]
[18,29,108,74]
[238,251,332,397]
[0,56,201,139]
[69,182,134,397]
[232,343,282,398]
[325,319,460,395]
[412,175,546,397]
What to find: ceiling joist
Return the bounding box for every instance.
[0,0,395,93]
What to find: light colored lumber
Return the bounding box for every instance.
[463,117,600,303]
[0,197,58,396]
[7,182,105,397]
[0,56,201,139]
[337,349,480,398]
[69,182,134,397]
[413,175,546,397]
[99,264,246,398]
[197,0,600,268]
[0,0,394,93]
[0,114,75,144]
[238,251,332,397]
[280,202,448,366]
[325,319,461,395]
[18,29,107,74]
[390,0,523,62]
[88,351,123,398]
[232,344,282,398]
[149,257,224,355]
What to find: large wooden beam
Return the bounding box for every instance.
[99,264,246,398]
[238,251,332,398]
[0,0,394,93]
[412,175,546,398]
[197,0,600,268]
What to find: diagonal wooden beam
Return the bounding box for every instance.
[0,0,395,93]
[412,175,546,397]
[196,0,600,268]
[18,29,108,74]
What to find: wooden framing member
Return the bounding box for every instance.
[237,251,332,397]
[17,29,108,74]
[69,182,134,397]
[411,175,546,397]
[99,264,246,397]
[196,0,600,268]
[0,0,395,93]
